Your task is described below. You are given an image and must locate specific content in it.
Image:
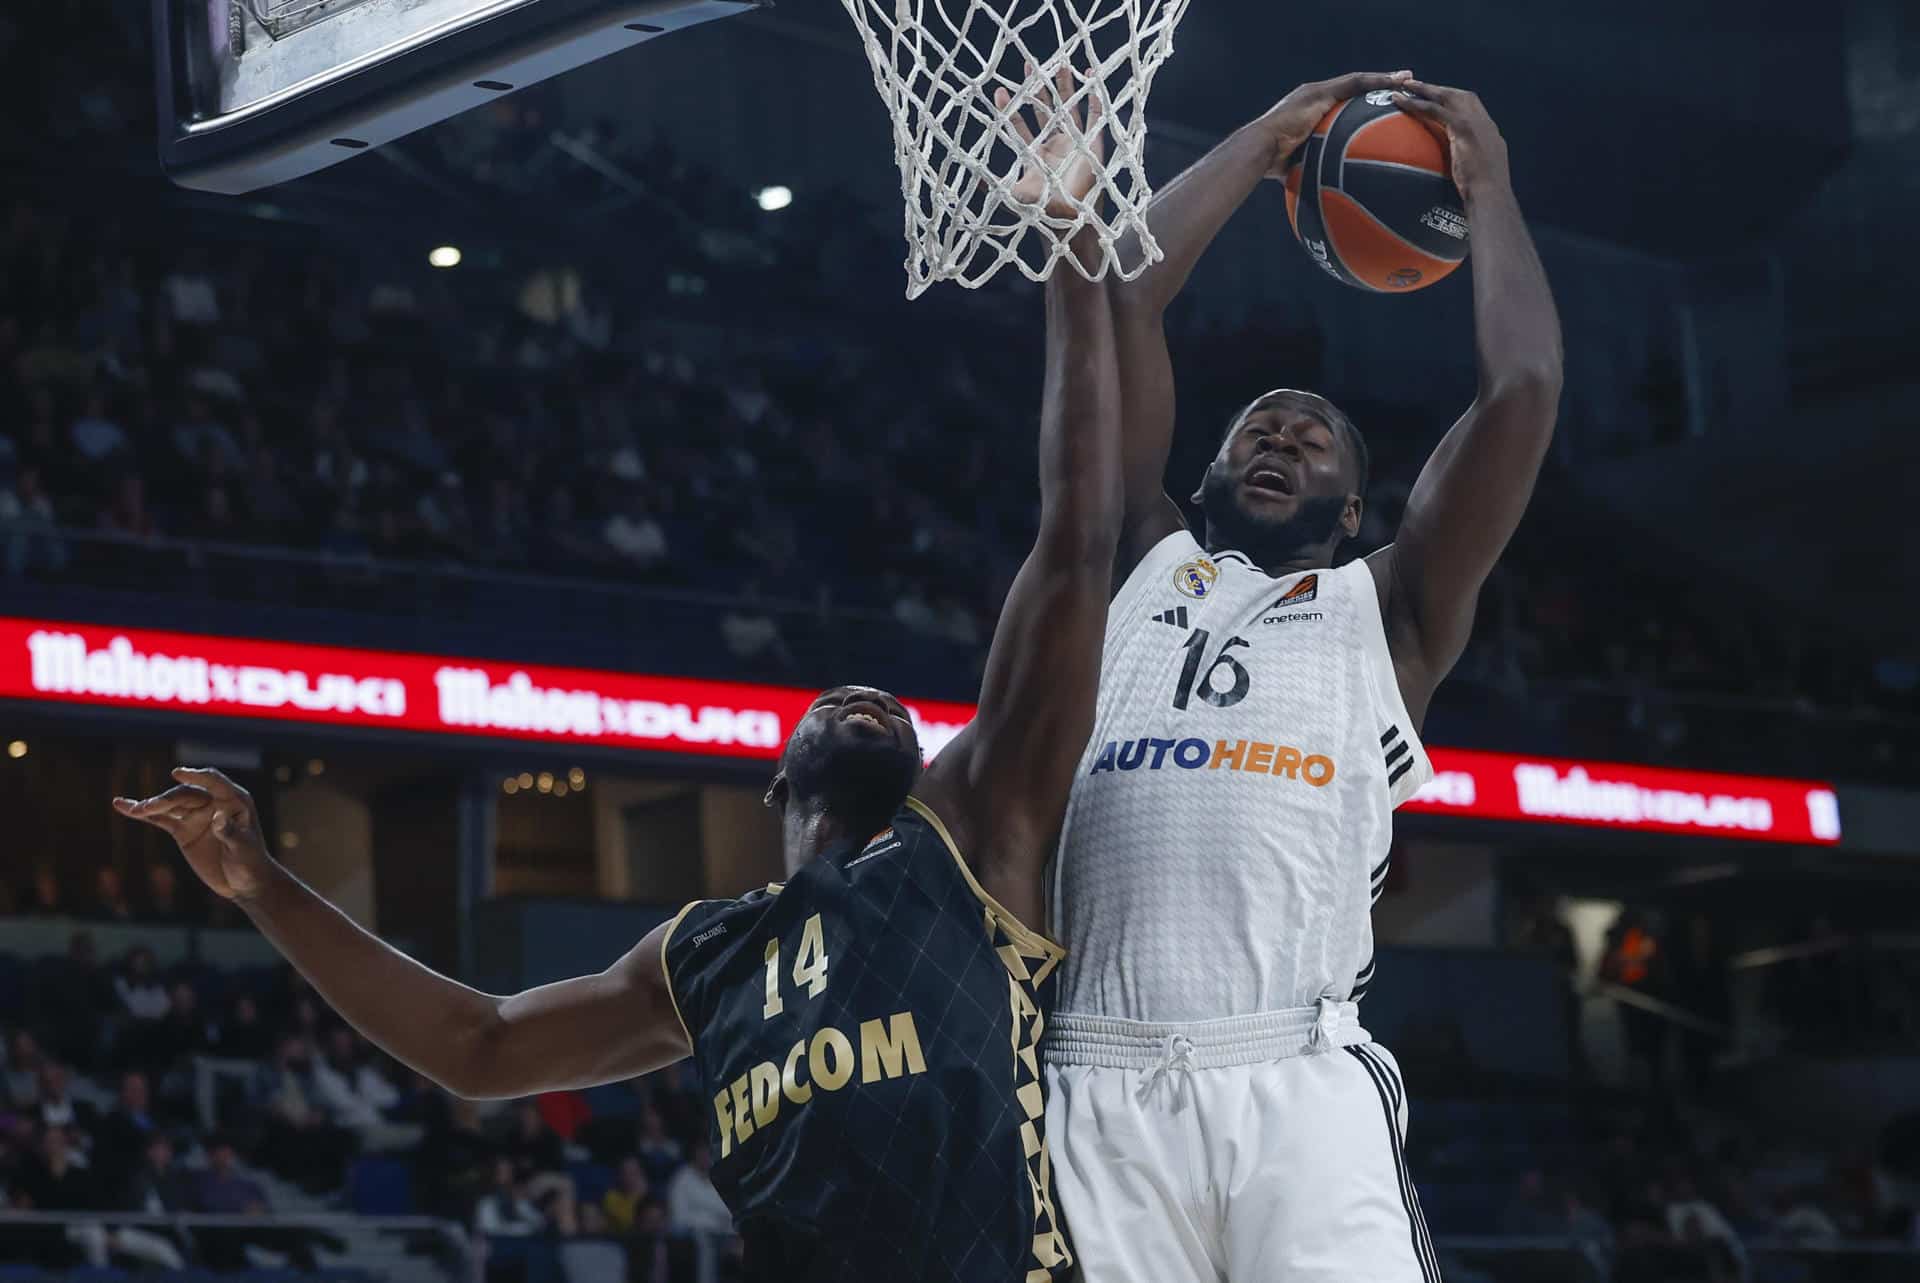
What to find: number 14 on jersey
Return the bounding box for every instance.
[763,914,830,1020]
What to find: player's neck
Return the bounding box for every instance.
[1205,535,1335,580]
[779,802,875,874]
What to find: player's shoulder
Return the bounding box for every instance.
[1114,527,1209,606]
[663,883,785,976]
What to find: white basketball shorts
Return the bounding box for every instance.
[1042,1002,1441,1283]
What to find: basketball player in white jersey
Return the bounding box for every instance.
[1042,73,1562,1281]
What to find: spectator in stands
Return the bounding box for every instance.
[120,1130,189,1213]
[69,386,128,464]
[602,491,668,573]
[90,866,133,921]
[310,1025,421,1153]
[1665,1174,1749,1282]
[1,463,67,577]
[97,471,161,540]
[111,945,170,1068]
[162,257,220,327]
[115,1132,193,1266]
[31,930,110,1068]
[666,1141,733,1283]
[289,991,326,1045]
[15,1123,107,1266]
[476,1156,561,1283]
[719,579,797,674]
[94,1070,158,1171]
[601,1156,658,1233]
[189,1132,266,1214]
[633,1104,682,1188]
[1564,1183,1616,1280]
[151,980,212,1075]
[1500,1168,1560,1236]
[5,1029,47,1105]
[418,1093,495,1221]
[1772,1187,1842,1243]
[502,1099,578,1235]
[140,860,192,924]
[190,1132,326,1271]
[252,1032,355,1194]
[474,1160,545,1236]
[1602,911,1670,1089]
[10,1122,183,1270]
[534,483,611,572]
[32,1062,98,1139]
[23,867,64,914]
[213,992,275,1060]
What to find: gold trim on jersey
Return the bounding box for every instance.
[902,795,1073,1281]
[902,796,1066,971]
[658,900,705,1048]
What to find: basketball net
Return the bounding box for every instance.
[839,0,1192,297]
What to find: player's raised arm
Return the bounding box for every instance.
[1107,71,1415,576]
[114,769,689,1100]
[1371,82,1564,719]
[916,69,1123,933]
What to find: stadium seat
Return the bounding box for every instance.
[570,1160,614,1206]
[581,1081,640,1117]
[558,1239,625,1283]
[348,1154,417,1215]
[62,1268,130,1283]
[0,951,26,1020]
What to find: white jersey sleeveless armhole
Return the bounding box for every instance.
[1049,528,1434,1025]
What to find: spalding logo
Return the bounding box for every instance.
[1386,268,1424,288]
[1365,89,1398,107]
[1304,238,1343,281]
[1420,206,1469,240]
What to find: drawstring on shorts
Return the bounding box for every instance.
[1045,1003,1371,1074]
[1135,1033,1197,1103]
[1306,995,1343,1054]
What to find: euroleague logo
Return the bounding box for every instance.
[1385,268,1424,288]
[1174,558,1219,599]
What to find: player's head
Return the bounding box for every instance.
[765,686,921,840]
[1193,390,1367,561]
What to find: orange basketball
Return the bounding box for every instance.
[1284,91,1469,292]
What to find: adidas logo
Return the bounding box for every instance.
[1151,607,1189,629]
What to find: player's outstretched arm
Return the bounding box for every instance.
[114,769,689,1100]
[1107,71,1415,577]
[917,70,1123,932]
[1370,82,1564,723]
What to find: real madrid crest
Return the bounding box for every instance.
[1174,557,1218,600]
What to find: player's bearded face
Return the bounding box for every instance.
[780,693,921,827]
[1199,462,1350,558]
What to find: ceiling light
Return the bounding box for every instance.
[754,185,793,213]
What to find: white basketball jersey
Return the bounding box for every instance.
[1050,529,1434,1024]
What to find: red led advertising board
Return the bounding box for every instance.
[1,617,1840,844]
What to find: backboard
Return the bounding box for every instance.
[155,0,764,194]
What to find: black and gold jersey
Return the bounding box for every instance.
[661,796,1071,1283]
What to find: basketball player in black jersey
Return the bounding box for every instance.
[113,76,1118,1283]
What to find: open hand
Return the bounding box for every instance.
[1263,70,1415,177]
[1390,80,1510,199]
[114,767,275,902]
[996,63,1106,220]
